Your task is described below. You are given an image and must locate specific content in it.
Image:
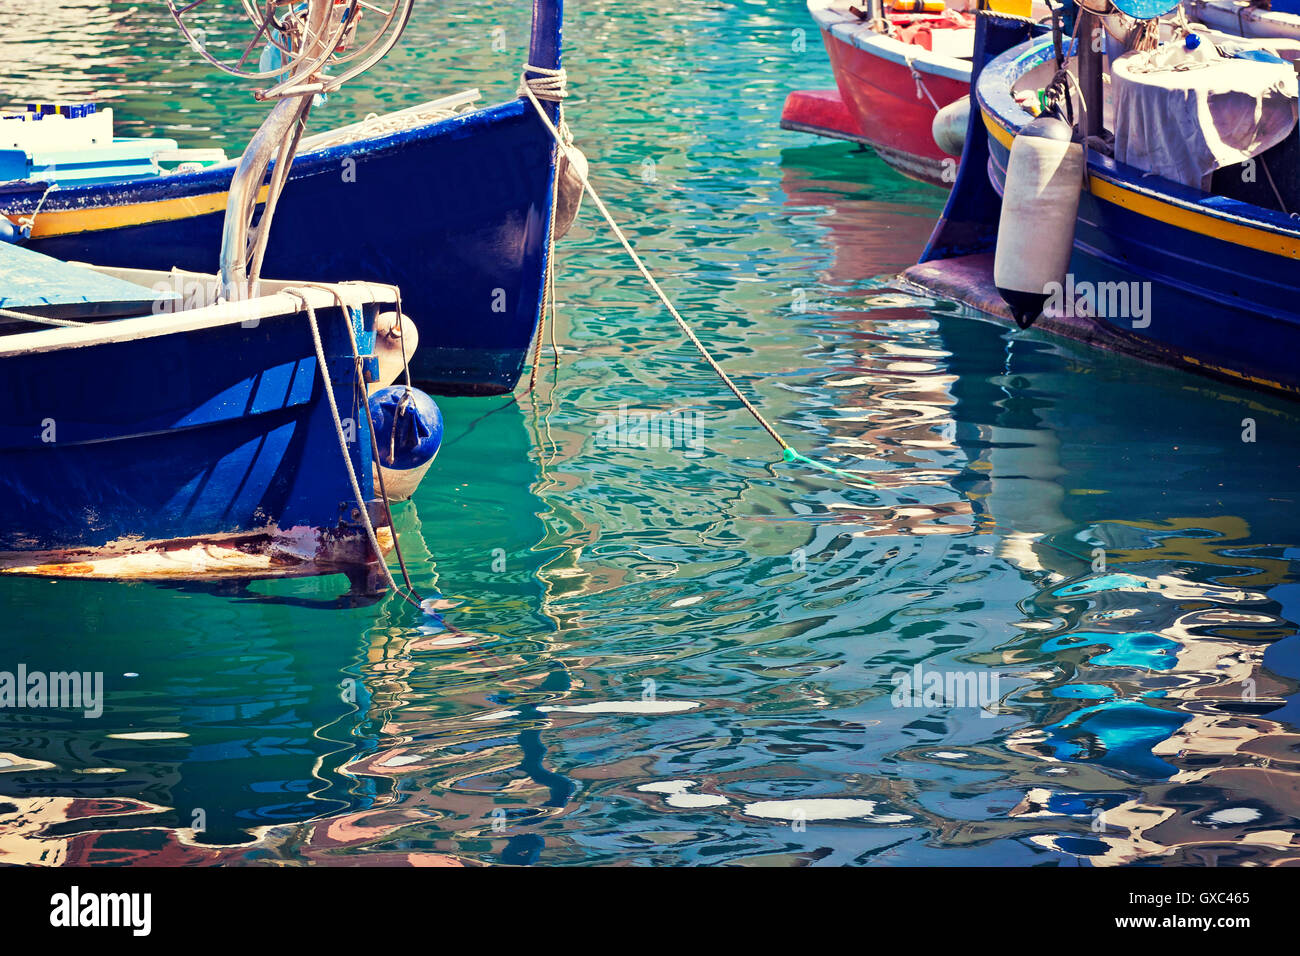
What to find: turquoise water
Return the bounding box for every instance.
[4,0,1300,865]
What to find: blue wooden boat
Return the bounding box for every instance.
[907,8,1300,400]
[0,0,566,397]
[0,1,445,588]
[0,245,399,582]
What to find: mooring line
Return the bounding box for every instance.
[527,131,563,394]
[519,71,876,488]
[288,289,423,609]
[0,306,86,328]
[318,283,425,604]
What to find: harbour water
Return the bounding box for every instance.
[3,0,1300,865]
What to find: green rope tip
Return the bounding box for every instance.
[781,447,877,486]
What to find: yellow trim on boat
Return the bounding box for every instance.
[4,184,270,240]
[1088,179,1300,258]
[982,110,1014,150]
[980,108,1300,259]
[985,0,1032,15]
[1183,354,1293,394]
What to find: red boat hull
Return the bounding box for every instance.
[782,13,971,188]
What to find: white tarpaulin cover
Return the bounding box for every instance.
[1111,42,1298,190]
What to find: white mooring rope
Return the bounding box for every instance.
[303,282,424,605]
[14,181,58,237]
[521,65,567,393]
[517,69,876,487]
[518,64,568,102]
[906,57,941,111]
[0,306,86,327]
[286,289,424,606]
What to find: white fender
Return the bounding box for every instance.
[932,95,970,157]
[554,144,589,239]
[376,459,432,502]
[371,311,419,389]
[993,113,1083,328]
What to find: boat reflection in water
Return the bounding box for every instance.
[0,576,373,863]
[300,142,1300,866]
[776,137,1300,862]
[932,316,1300,865]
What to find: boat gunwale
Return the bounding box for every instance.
[0,94,533,214]
[1186,0,1300,36]
[0,276,396,357]
[809,0,975,81]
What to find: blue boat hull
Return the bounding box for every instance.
[1057,189,1300,394]
[0,295,382,574]
[921,20,1300,399]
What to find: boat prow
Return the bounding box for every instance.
[780,88,870,145]
[0,247,440,589]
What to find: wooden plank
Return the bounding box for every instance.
[0,240,171,319]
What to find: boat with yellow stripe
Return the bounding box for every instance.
[0,0,568,398]
[907,5,1300,399]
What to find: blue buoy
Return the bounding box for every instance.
[368,385,443,470]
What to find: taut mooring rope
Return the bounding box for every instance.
[518,70,875,487]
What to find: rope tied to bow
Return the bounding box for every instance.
[518,64,568,102]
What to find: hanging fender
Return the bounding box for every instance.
[993,111,1083,329]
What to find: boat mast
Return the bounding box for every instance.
[219,2,333,302]
[1076,6,1105,141]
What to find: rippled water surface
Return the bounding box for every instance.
[4,0,1300,866]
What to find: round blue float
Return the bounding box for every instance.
[368,385,443,470]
